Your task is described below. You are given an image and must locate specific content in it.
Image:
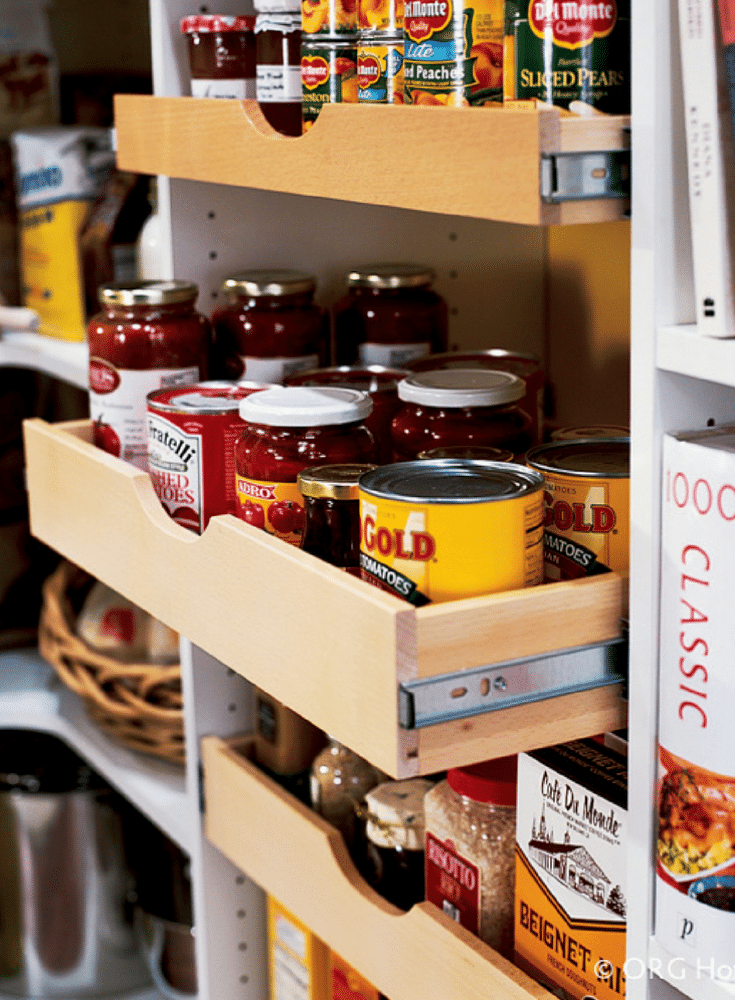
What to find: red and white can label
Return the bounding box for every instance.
[425,831,481,933]
[147,412,205,533]
[90,360,199,470]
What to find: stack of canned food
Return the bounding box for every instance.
[86,264,629,608]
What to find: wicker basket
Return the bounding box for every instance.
[39,560,185,766]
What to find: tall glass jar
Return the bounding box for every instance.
[423,755,517,958]
[255,0,303,136]
[234,386,376,545]
[87,280,210,470]
[333,264,448,367]
[211,270,329,384]
[310,737,384,850]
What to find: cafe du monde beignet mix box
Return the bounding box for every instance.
[514,739,628,1000]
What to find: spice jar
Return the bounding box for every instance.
[424,755,517,959]
[333,264,448,367]
[286,365,407,463]
[181,14,256,98]
[211,270,329,384]
[310,737,384,850]
[255,0,303,136]
[235,386,376,545]
[362,777,434,911]
[298,463,376,571]
[390,369,532,462]
[88,280,210,470]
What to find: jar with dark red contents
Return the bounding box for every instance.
[333,264,448,367]
[88,280,210,470]
[255,0,303,136]
[181,14,256,99]
[211,270,329,384]
[235,386,376,545]
[297,463,376,572]
[285,365,408,463]
[390,369,532,462]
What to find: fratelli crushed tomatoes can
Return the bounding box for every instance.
[526,437,629,581]
[503,0,630,113]
[147,381,269,534]
[359,460,544,604]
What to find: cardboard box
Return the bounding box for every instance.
[514,738,627,1000]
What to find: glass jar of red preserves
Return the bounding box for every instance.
[333,264,448,367]
[211,270,329,384]
[88,279,210,470]
[235,386,376,545]
[285,365,407,463]
[297,463,376,571]
[181,14,256,98]
[390,369,532,462]
[255,0,303,136]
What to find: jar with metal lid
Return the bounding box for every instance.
[180,15,256,99]
[301,36,359,131]
[211,269,329,384]
[310,737,384,850]
[333,264,448,367]
[255,0,303,136]
[88,280,210,470]
[235,386,376,545]
[417,444,514,462]
[362,778,434,911]
[285,365,408,463]
[390,369,532,462]
[357,33,404,103]
[424,756,517,958]
[298,463,376,571]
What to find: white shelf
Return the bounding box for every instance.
[0,648,192,853]
[0,330,88,388]
[648,939,735,1000]
[657,325,735,387]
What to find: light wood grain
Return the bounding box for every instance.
[24,418,627,777]
[203,736,552,1000]
[113,95,630,226]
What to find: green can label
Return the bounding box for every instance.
[301,43,358,130]
[504,0,630,113]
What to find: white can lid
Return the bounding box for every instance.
[397,368,525,408]
[239,385,373,426]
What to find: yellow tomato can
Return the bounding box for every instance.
[526,438,629,582]
[358,459,544,605]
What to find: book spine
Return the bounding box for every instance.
[677,0,735,336]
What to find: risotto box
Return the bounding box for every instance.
[514,739,628,1000]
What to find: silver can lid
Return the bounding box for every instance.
[359,460,544,504]
[526,438,630,478]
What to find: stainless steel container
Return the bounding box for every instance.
[0,730,151,997]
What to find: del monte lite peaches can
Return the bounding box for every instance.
[358,459,544,604]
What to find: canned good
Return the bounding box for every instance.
[301,36,359,131]
[357,34,404,103]
[147,381,269,534]
[302,0,358,33]
[404,0,503,106]
[406,348,545,445]
[503,0,630,113]
[525,438,630,581]
[359,0,402,32]
[359,460,544,604]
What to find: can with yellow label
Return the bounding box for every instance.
[526,437,629,581]
[358,460,544,605]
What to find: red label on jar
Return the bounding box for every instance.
[89,357,121,394]
[425,831,481,934]
[528,0,617,47]
[302,56,331,88]
[236,477,305,544]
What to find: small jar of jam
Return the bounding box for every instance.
[88,280,210,470]
[181,14,256,99]
[255,0,303,136]
[390,369,532,462]
[297,463,376,571]
[361,778,434,911]
[235,386,376,545]
[211,270,329,384]
[285,365,408,463]
[333,264,448,367]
